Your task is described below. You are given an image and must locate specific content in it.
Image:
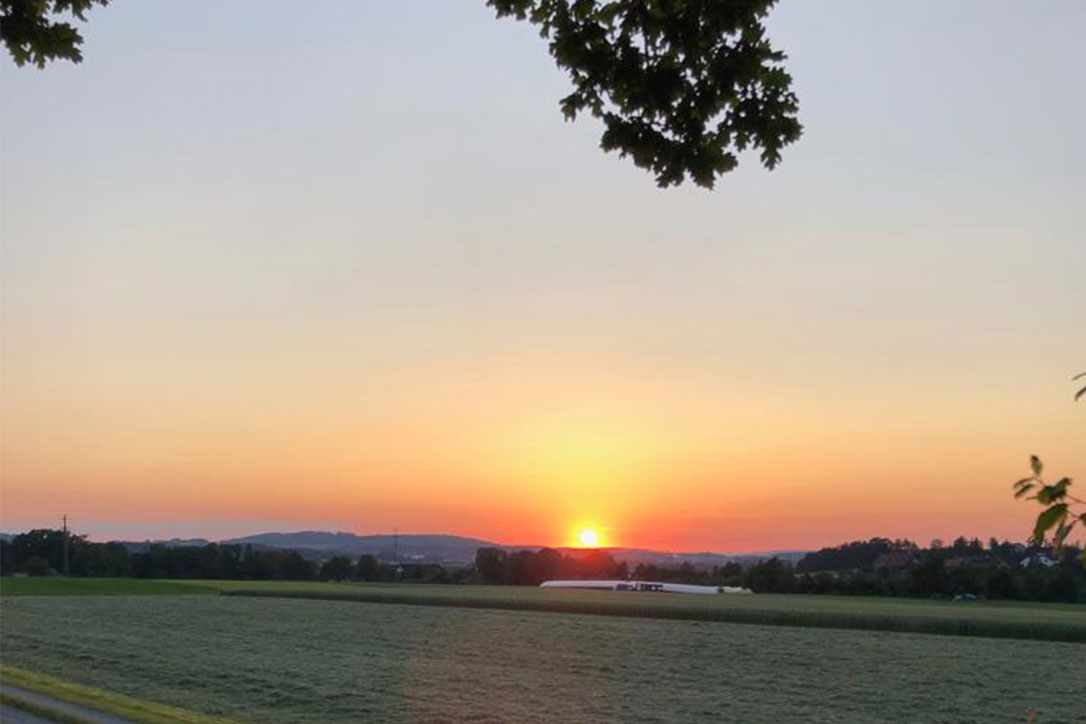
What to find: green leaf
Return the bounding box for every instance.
[1052,521,1075,551]
[1033,504,1068,544]
[1030,455,1043,476]
[1038,478,1072,504]
[1013,483,1036,499]
[1012,477,1035,490]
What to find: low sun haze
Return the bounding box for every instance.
[1,1,1083,550]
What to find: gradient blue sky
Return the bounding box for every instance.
[2,1,1084,549]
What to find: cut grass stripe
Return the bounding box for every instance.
[0,579,216,597]
[219,588,1086,643]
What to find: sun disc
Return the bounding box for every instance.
[578,527,600,547]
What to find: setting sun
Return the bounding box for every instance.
[576,527,601,548]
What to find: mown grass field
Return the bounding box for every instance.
[4,577,1083,640]
[210,580,1086,642]
[2,594,1084,724]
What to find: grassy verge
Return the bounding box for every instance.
[220,587,1086,642]
[0,666,246,724]
[0,578,216,597]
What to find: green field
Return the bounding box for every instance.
[4,577,1083,641]
[2,594,1084,723]
[3,578,1083,641]
[212,580,1086,642]
[0,577,217,596]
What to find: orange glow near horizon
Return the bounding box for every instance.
[0,256,1083,553]
[2,362,1083,551]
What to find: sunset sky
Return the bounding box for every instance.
[2,1,1083,551]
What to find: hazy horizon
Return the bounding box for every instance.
[2,1,1084,552]
[0,521,947,555]
[0,516,1074,556]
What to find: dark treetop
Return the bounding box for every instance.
[489,0,802,188]
[0,0,108,67]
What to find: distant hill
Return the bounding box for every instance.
[161,537,211,548]
[610,547,808,566]
[223,531,501,566]
[179,533,806,568]
[112,538,211,554]
[512,546,808,568]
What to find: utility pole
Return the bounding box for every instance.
[62,514,70,576]
[393,527,402,582]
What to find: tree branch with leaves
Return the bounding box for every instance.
[3,0,802,190]
[1013,455,1084,562]
[1013,373,1086,563]
[489,0,802,188]
[0,0,108,68]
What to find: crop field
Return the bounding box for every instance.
[2,594,1085,724]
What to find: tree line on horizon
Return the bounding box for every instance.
[788,535,1084,602]
[2,529,1083,602]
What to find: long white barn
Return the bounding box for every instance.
[540,580,752,595]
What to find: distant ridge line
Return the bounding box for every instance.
[83,530,808,567]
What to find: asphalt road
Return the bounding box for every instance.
[0,704,55,724]
[0,684,134,724]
